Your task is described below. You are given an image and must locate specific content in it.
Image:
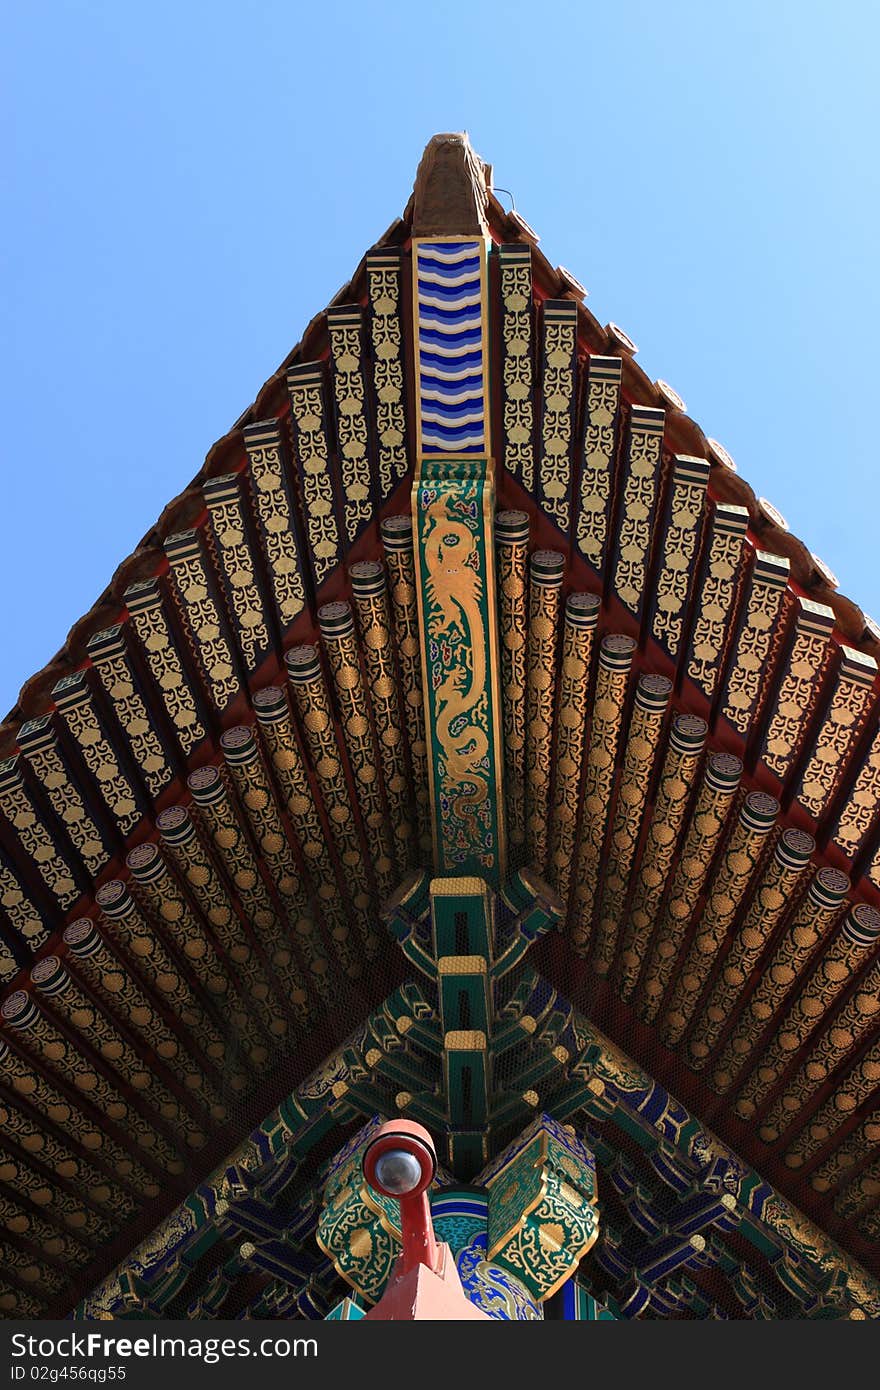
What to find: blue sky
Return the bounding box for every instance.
[3,1,878,715]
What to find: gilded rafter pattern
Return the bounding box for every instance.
[95,876,229,1061]
[381,516,432,861]
[537,301,577,534]
[86,626,175,800]
[570,636,636,954]
[286,364,341,585]
[318,602,396,901]
[684,503,749,701]
[186,766,305,1021]
[286,645,378,955]
[784,1034,880,1174]
[661,791,778,1046]
[156,804,281,1052]
[498,245,535,492]
[755,940,880,1142]
[164,530,241,713]
[16,716,111,881]
[576,356,622,573]
[610,405,665,620]
[241,421,308,632]
[741,904,880,1128]
[616,715,708,1001]
[711,867,851,1096]
[123,578,207,757]
[637,753,742,1024]
[327,306,375,546]
[365,251,409,498]
[251,686,361,979]
[0,756,80,910]
[718,550,790,735]
[592,674,671,978]
[688,828,815,1068]
[649,455,709,658]
[350,560,414,876]
[3,158,880,1315]
[794,647,877,820]
[525,551,564,875]
[759,599,836,782]
[550,593,600,904]
[203,473,273,676]
[0,842,51,952]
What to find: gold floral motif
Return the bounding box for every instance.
[187,768,301,1018]
[87,633,173,799]
[382,518,432,861]
[0,1192,97,1264]
[366,252,409,498]
[785,1036,880,1170]
[32,961,196,1140]
[807,1111,880,1195]
[711,867,850,1096]
[550,596,600,903]
[319,603,395,901]
[616,716,707,1001]
[0,847,50,948]
[124,579,207,755]
[739,905,879,1124]
[240,421,307,631]
[831,708,880,857]
[685,505,748,701]
[755,951,880,1138]
[0,1283,46,1316]
[650,456,709,656]
[253,687,361,979]
[0,1149,96,1237]
[689,828,814,1067]
[833,1147,880,1219]
[287,365,341,583]
[611,405,665,617]
[0,1086,132,1214]
[0,1241,64,1293]
[350,562,414,874]
[66,913,234,1109]
[97,877,230,1060]
[156,808,278,1056]
[499,247,535,492]
[286,648,377,951]
[593,675,671,977]
[576,356,621,571]
[718,551,790,735]
[526,555,564,875]
[328,308,373,545]
[51,676,143,837]
[0,756,79,907]
[4,996,176,1171]
[0,1037,156,1190]
[163,531,240,712]
[538,303,577,533]
[661,791,776,1045]
[570,637,635,954]
[221,728,329,1003]
[17,717,109,878]
[203,475,272,676]
[794,649,877,819]
[638,754,741,1024]
[760,599,835,780]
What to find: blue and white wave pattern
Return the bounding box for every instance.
[416,240,486,453]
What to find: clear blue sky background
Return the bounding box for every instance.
[3,1,878,716]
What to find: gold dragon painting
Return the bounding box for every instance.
[413,460,504,879]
